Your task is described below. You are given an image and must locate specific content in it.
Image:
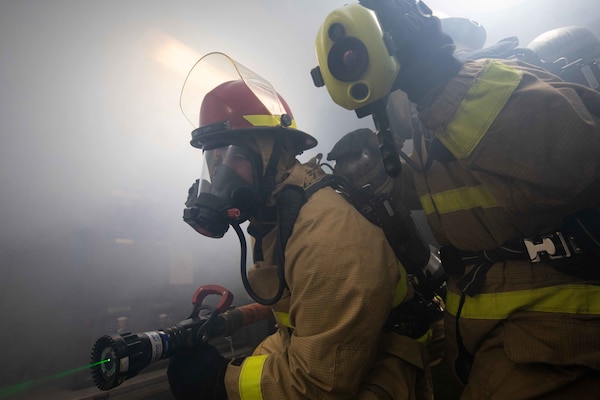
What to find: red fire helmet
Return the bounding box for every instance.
[180,52,317,154]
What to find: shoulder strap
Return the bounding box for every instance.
[276,185,307,263]
[304,174,339,198]
[275,176,338,274]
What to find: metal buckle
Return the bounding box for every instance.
[523,232,572,262]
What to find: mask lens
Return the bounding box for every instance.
[184,145,260,238]
[205,145,256,187]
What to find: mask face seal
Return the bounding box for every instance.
[184,145,261,238]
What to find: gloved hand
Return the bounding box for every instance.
[167,341,229,400]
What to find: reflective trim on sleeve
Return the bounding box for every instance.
[419,185,498,215]
[446,284,600,319]
[274,311,294,329]
[439,61,523,159]
[239,354,268,400]
[417,327,433,345]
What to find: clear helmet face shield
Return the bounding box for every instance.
[184,144,262,238]
[179,51,289,132]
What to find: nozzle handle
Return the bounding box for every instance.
[192,284,234,313]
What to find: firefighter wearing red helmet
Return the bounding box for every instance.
[313,2,600,399]
[170,52,432,400]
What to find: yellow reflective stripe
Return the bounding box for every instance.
[274,311,294,329]
[417,327,433,345]
[439,61,522,159]
[239,354,268,400]
[393,260,409,307]
[243,114,297,128]
[419,185,498,215]
[446,284,600,319]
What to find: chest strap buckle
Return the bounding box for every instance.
[523,232,582,262]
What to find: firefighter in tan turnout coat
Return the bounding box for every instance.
[313,1,600,398]
[168,52,433,400]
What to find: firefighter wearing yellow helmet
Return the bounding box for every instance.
[170,52,432,399]
[313,1,600,398]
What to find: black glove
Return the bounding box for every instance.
[167,342,229,400]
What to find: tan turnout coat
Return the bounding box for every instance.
[224,160,432,399]
[403,58,600,399]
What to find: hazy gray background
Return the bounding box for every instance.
[1,0,598,398]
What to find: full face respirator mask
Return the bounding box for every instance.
[184,144,262,238]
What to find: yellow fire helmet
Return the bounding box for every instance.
[311,3,401,112]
